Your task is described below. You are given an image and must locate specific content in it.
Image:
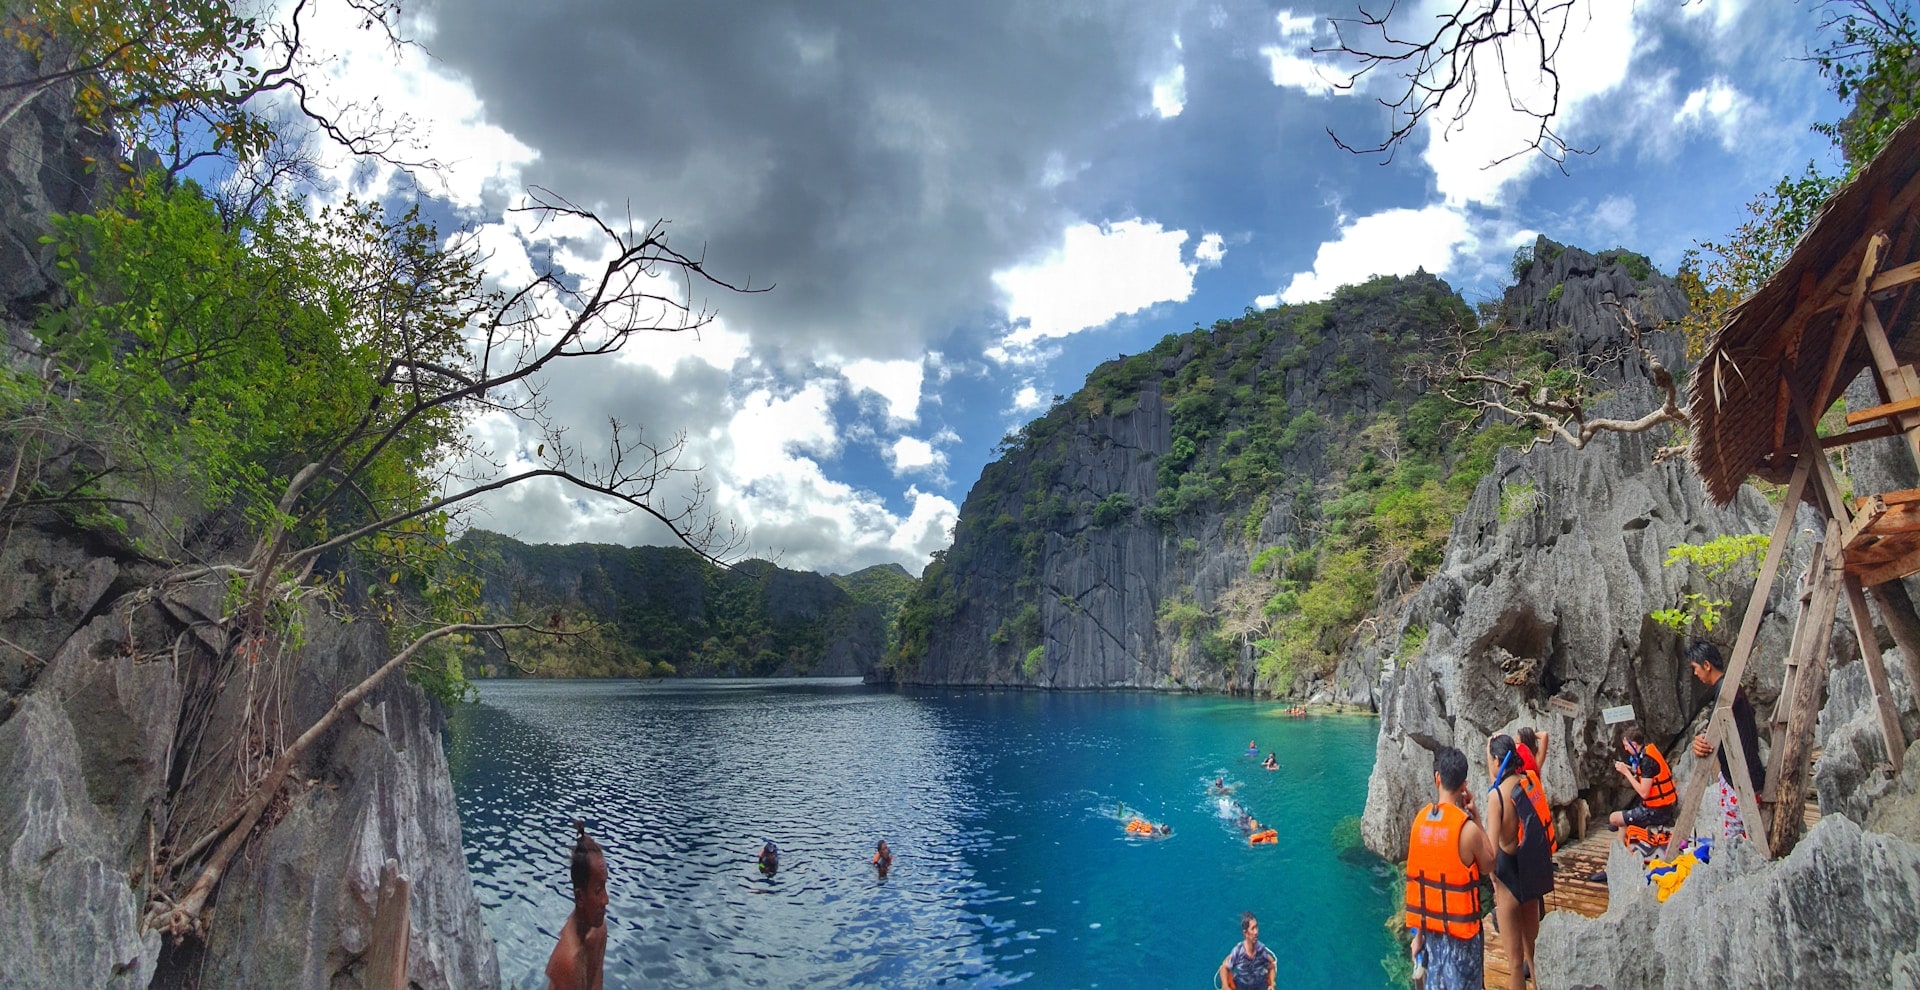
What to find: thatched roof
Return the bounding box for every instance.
[1688,116,1920,505]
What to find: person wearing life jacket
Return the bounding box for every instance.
[1606,725,1679,834]
[1516,725,1547,775]
[1517,767,1556,854]
[1403,745,1495,990]
[1486,734,1555,990]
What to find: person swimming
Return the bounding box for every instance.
[756,840,779,876]
[1211,776,1236,795]
[1247,740,1259,756]
[1262,753,1279,771]
[871,839,892,879]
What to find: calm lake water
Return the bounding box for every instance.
[444,678,1395,989]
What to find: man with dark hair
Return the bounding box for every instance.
[1217,911,1277,990]
[1606,724,1678,834]
[546,820,607,990]
[1687,640,1762,841]
[1404,745,1495,990]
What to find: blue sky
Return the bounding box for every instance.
[287,0,1844,574]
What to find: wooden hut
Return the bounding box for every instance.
[1682,114,1920,856]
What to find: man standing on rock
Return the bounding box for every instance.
[547,820,608,990]
[1687,641,1763,842]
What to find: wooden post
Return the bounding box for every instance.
[366,858,410,990]
[1763,542,1825,803]
[1666,454,1813,858]
[1847,574,1911,775]
[1765,525,1843,855]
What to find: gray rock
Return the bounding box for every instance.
[1536,814,1920,989]
[1360,411,1802,858]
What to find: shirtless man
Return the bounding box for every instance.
[546,821,608,990]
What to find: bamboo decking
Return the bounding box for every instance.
[1480,803,1823,988]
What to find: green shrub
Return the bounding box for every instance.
[1023,644,1046,676]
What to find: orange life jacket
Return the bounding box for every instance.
[1637,743,1677,808]
[1403,802,1481,939]
[1519,770,1556,853]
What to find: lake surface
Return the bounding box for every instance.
[445,679,1396,989]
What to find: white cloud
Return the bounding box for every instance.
[888,436,944,475]
[1011,384,1047,412]
[994,219,1220,346]
[1152,63,1187,118]
[292,4,538,209]
[1262,10,1347,97]
[1673,77,1751,149]
[1194,232,1227,267]
[1420,0,1637,208]
[840,358,926,422]
[1592,195,1636,238]
[1253,292,1280,310]
[1275,205,1474,303]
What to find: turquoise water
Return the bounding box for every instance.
[445,679,1395,988]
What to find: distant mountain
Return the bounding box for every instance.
[456,531,897,678]
[830,563,917,652]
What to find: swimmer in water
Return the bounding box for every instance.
[872,839,892,879]
[756,840,779,876]
[1262,753,1279,771]
[1247,740,1258,756]
[1212,777,1236,795]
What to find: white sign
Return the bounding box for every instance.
[1546,695,1580,717]
[1601,704,1637,725]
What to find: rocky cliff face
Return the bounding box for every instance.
[0,540,501,989]
[892,242,1686,702]
[0,51,499,990]
[1356,240,1808,856]
[460,531,892,678]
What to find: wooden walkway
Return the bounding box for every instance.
[1481,803,1822,988]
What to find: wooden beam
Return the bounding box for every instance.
[1667,454,1813,859]
[1808,261,1920,316]
[1851,544,1920,586]
[1846,395,1920,426]
[1762,544,1825,804]
[366,859,411,990]
[1766,527,1843,855]
[1843,494,1890,549]
[1858,302,1920,470]
[1811,232,1892,415]
[1821,422,1903,448]
[1845,575,1909,776]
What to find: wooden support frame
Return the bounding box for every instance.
[1762,540,1827,804]
[1665,453,1812,859]
[1764,521,1841,855]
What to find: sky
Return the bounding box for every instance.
[283,0,1846,575]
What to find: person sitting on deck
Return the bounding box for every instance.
[1217,911,1277,990]
[545,820,608,990]
[1403,745,1495,990]
[1606,725,1678,836]
[872,838,892,879]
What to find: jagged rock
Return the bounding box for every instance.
[1359,411,1803,858]
[193,611,499,990]
[0,581,501,989]
[1536,810,1920,988]
[1867,740,1920,845]
[1815,660,1918,828]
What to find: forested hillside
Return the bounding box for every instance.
[458,531,905,677]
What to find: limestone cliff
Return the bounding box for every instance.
[0,45,499,990]
[891,242,1683,701]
